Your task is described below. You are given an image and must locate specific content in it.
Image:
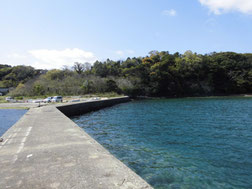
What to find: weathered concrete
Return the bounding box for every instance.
[57,96,130,117]
[0,97,152,189]
[0,102,40,109]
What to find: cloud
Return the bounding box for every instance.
[2,52,30,67]
[162,9,177,16]
[29,48,97,69]
[7,53,26,59]
[199,0,252,14]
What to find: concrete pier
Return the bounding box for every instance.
[57,97,131,117]
[0,97,152,189]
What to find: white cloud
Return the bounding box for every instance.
[199,0,252,14]
[2,52,30,67]
[162,9,177,16]
[7,53,26,59]
[29,48,97,69]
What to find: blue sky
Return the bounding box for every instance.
[0,0,252,69]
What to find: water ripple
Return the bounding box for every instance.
[72,97,252,189]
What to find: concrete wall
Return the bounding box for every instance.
[57,96,130,117]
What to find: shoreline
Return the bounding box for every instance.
[134,94,252,100]
[1,94,251,109]
[0,107,30,110]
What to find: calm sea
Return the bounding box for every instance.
[72,97,252,189]
[0,109,27,136]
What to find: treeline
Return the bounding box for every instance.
[0,64,42,88]
[2,51,252,97]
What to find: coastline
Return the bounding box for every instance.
[1,93,251,110]
[134,94,252,100]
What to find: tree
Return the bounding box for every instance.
[82,80,94,93]
[105,79,119,92]
[33,84,45,95]
[73,62,85,74]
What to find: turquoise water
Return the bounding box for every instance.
[72,97,252,189]
[0,109,27,136]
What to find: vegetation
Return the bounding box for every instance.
[0,96,7,103]
[1,51,251,98]
[0,64,42,88]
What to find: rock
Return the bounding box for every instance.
[0,138,3,142]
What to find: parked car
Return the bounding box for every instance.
[43,97,53,103]
[51,96,63,103]
[32,99,43,103]
[5,96,14,102]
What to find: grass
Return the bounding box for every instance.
[81,92,124,98]
[0,96,8,103]
[0,107,29,110]
[0,93,126,105]
[9,93,123,99]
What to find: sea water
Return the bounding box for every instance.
[72,97,252,189]
[0,109,27,136]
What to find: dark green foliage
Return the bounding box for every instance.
[3,51,252,97]
[92,59,121,77]
[82,80,95,93]
[116,51,251,97]
[105,79,120,93]
[33,84,45,95]
[0,65,40,88]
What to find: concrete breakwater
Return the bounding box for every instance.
[57,96,130,117]
[0,97,153,189]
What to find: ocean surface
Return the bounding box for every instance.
[72,97,252,189]
[0,109,27,136]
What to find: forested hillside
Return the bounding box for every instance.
[2,51,252,97]
[0,64,42,88]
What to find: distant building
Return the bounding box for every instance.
[0,88,9,95]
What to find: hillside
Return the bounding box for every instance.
[1,51,251,97]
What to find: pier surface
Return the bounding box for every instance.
[0,97,152,189]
